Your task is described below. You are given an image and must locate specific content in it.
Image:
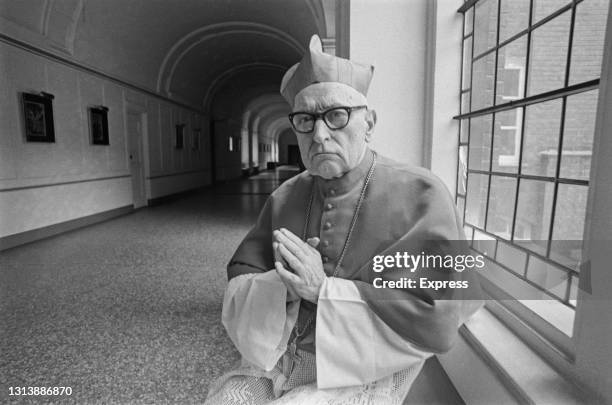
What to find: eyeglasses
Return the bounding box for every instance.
[288,106,367,134]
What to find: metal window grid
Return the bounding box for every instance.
[455,0,605,309]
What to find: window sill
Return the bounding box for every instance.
[437,307,592,404]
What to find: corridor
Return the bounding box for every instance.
[2,0,612,403]
[0,173,286,403]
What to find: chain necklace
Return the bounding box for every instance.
[291,151,378,343]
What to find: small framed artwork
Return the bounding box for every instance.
[89,106,109,145]
[175,124,185,149]
[192,129,201,150]
[22,92,55,142]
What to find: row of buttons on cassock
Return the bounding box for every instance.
[321,189,336,264]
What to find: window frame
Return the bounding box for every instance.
[452,0,612,388]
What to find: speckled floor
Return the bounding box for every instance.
[0,172,289,404]
[1,168,463,404]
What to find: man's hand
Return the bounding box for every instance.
[273,228,326,303]
[273,241,300,302]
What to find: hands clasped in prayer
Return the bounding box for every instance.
[273,228,326,304]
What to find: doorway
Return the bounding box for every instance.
[287,144,300,166]
[126,111,147,208]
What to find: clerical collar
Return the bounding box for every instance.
[313,148,374,196]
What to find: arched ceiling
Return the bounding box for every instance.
[1,0,330,109]
[74,0,320,100]
[263,116,293,143]
[209,76,284,119]
[243,94,290,138]
[159,22,304,99]
[244,94,288,119]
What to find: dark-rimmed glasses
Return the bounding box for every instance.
[288,106,367,134]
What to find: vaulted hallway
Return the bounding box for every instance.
[3,0,612,403]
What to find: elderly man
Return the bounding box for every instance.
[205,35,482,405]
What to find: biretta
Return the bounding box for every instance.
[280,35,375,107]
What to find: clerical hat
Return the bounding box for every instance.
[280,35,375,107]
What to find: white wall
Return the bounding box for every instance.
[0,41,211,239]
[427,0,463,194]
[146,97,211,198]
[350,0,428,167]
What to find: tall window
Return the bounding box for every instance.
[456,0,609,340]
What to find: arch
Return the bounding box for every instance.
[156,22,305,95]
[241,92,289,169]
[238,93,290,170]
[252,106,291,169]
[244,94,287,116]
[268,117,292,144]
[305,0,327,37]
[250,105,290,150]
[244,95,289,145]
[305,0,337,40]
[264,116,292,161]
[305,0,338,54]
[203,63,287,111]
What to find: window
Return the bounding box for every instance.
[456,0,609,342]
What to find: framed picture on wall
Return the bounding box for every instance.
[22,92,55,142]
[89,106,109,145]
[175,124,184,149]
[192,129,200,150]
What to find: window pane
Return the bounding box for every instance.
[466,173,489,228]
[493,109,522,173]
[526,256,569,300]
[533,0,570,23]
[551,183,588,269]
[496,36,527,104]
[465,6,474,36]
[486,176,517,239]
[468,115,493,170]
[560,90,599,180]
[474,0,499,56]
[521,99,562,177]
[461,119,469,143]
[472,51,496,110]
[463,36,473,90]
[461,91,471,115]
[457,196,466,223]
[514,179,554,256]
[499,0,530,43]
[570,0,610,84]
[496,240,527,275]
[458,145,468,195]
[473,228,497,257]
[528,11,571,96]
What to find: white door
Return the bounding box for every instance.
[127,112,147,208]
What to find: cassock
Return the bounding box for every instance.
[221,148,482,392]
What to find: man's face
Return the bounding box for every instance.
[292,82,376,179]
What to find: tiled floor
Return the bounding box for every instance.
[1,168,462,404]
[0,171,297,403]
